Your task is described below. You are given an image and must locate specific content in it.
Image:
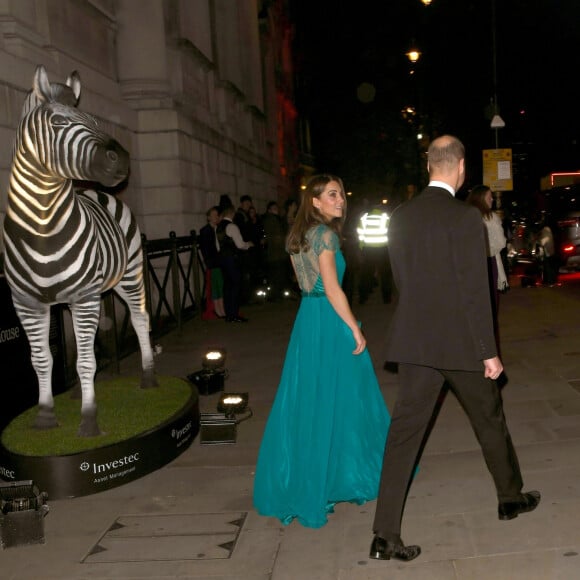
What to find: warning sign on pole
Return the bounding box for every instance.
[482,149,513,192]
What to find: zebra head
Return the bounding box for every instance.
[21,66,81,118]
[18,65,130,188]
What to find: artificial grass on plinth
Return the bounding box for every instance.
[1,376,194,457]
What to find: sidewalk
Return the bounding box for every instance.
[3,276,580,579]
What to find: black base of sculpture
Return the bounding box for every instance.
[0,385,199,500]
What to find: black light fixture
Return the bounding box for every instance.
[199,413,237,445]
[186,347,228,395]
[202,348,226,371]
[217,392,249,418]
[199,393,252,445]
[0,480,49,548]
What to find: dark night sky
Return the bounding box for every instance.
[292,0,580,199]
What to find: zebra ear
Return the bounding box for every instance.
[32,65,51,103]
[66,71,81,104]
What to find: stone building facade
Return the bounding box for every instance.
[0,0,299,247]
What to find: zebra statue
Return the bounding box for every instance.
[2,65,157,437]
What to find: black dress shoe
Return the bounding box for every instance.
[369,535,421,562]
[498,490,541,520]
[225,316,248,323]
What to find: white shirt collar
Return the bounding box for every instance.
[429,180,455,196]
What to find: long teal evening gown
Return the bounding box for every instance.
[253,224,391,528]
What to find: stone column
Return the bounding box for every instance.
[116,0,169,102]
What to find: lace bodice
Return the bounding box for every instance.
[291,224,341,293]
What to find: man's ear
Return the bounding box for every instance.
[458,158,465,174]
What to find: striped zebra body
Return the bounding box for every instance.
[2,65,157,437]
[4,190,129,304]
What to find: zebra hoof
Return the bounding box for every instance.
[140,371,159,389]
[77,405,102,437]
[77,422,102,438]
[77,424,102,437]
[34,406,59,430]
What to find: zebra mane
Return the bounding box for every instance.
[20,65,81,119]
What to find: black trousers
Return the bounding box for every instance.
[358,246,392,304]
[542,256,559,285]
[220,255,242,319]
[373,363,523,539]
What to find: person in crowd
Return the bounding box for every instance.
[261,201,289,300]
[466,184,509,352]
[216,203,254,322]
[234,195,256,303]
[234,194,253,235]
[357,203,393,305]
[199,205,225,319]
[537,215,559,286]
[247,204,266,289]
[370,135,540,562]
[247,205,264,244]
[218,194,234,215]
[253,174,391,528]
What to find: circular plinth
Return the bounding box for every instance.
[0,378,199,499]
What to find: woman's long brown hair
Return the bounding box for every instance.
[286,174,346,254]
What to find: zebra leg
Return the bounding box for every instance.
[11,299,58,429]
[69,299,102,437]
[114,284,158,389]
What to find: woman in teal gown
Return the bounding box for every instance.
[253,174,391,528]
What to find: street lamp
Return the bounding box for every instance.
[405,47,421,64]
[490,0,505,149]
[421,0,433,5]
[404,44,426,192]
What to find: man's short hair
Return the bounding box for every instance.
[240,195,252,203]
[220,203,235,216]
[427,135,465,170]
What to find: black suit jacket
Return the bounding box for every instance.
[386,186,497,371]
[199,224,219,269]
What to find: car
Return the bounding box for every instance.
[540,184,580,271]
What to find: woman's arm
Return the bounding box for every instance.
[319,248,366,354]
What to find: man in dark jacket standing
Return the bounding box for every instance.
[217,203,254,322]
[370,135,540,562]
[234,194,255,303]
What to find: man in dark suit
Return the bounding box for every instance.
[370,135,540,562]
[216,203,254,322]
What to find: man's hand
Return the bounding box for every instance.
[484,356,503,380]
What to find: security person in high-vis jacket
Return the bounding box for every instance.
[357,205,393,304]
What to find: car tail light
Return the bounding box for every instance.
[562,244,576,254]
[557,218,580,227]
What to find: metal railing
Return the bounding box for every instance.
[142,230,202,336]
[58,230,204,382]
